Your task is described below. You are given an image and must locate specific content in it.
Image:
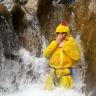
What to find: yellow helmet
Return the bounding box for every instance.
[56,22,70,38]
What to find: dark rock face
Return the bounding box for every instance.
[13,0,28,5]
[81,14,96,96]
[11,4,25,41]
[11,4,42,57]
[37,0,53,24]
[74,1,96,96]
[0,4,19,60]
[37,1,72,42]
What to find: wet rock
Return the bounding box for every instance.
[13,0,27,5]
[11,4,42,57]
[0,4,19,61]
[11,4,25,36]
[0,4,10,20]
[37,3,71,42]
[74,0,96,96]
[25,0,39,12]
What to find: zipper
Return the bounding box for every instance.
[60,49,63,64]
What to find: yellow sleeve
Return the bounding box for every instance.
[63,37,80,61]
[43,41,58,59]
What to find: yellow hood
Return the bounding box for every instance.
[56,22,70,38]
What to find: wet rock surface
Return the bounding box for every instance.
[74,1,96,96]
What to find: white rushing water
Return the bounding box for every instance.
[0,11,86,96]
[0,34,86,96]
[0,53,86,96]
[0,86,85,96]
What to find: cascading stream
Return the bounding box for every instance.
[0,14,20,92]
[0,0,90,96]
[0,12,86,96]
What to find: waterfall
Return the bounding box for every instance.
[0,14,20,92]
[0,0,90,96]
[0,13,86,96]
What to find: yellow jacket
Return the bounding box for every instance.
[43,37,80,69]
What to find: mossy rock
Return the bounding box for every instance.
[0,4,10,20]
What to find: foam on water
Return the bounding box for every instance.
[0,45,86,96]
[0,83,85,96]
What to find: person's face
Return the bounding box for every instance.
[56,32,67,39]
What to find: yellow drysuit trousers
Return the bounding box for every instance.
[44,68,72,90]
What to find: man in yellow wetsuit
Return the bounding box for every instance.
[43,22,80,90]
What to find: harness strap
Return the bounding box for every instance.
[50,67,73,86]
[52,67,73,76]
